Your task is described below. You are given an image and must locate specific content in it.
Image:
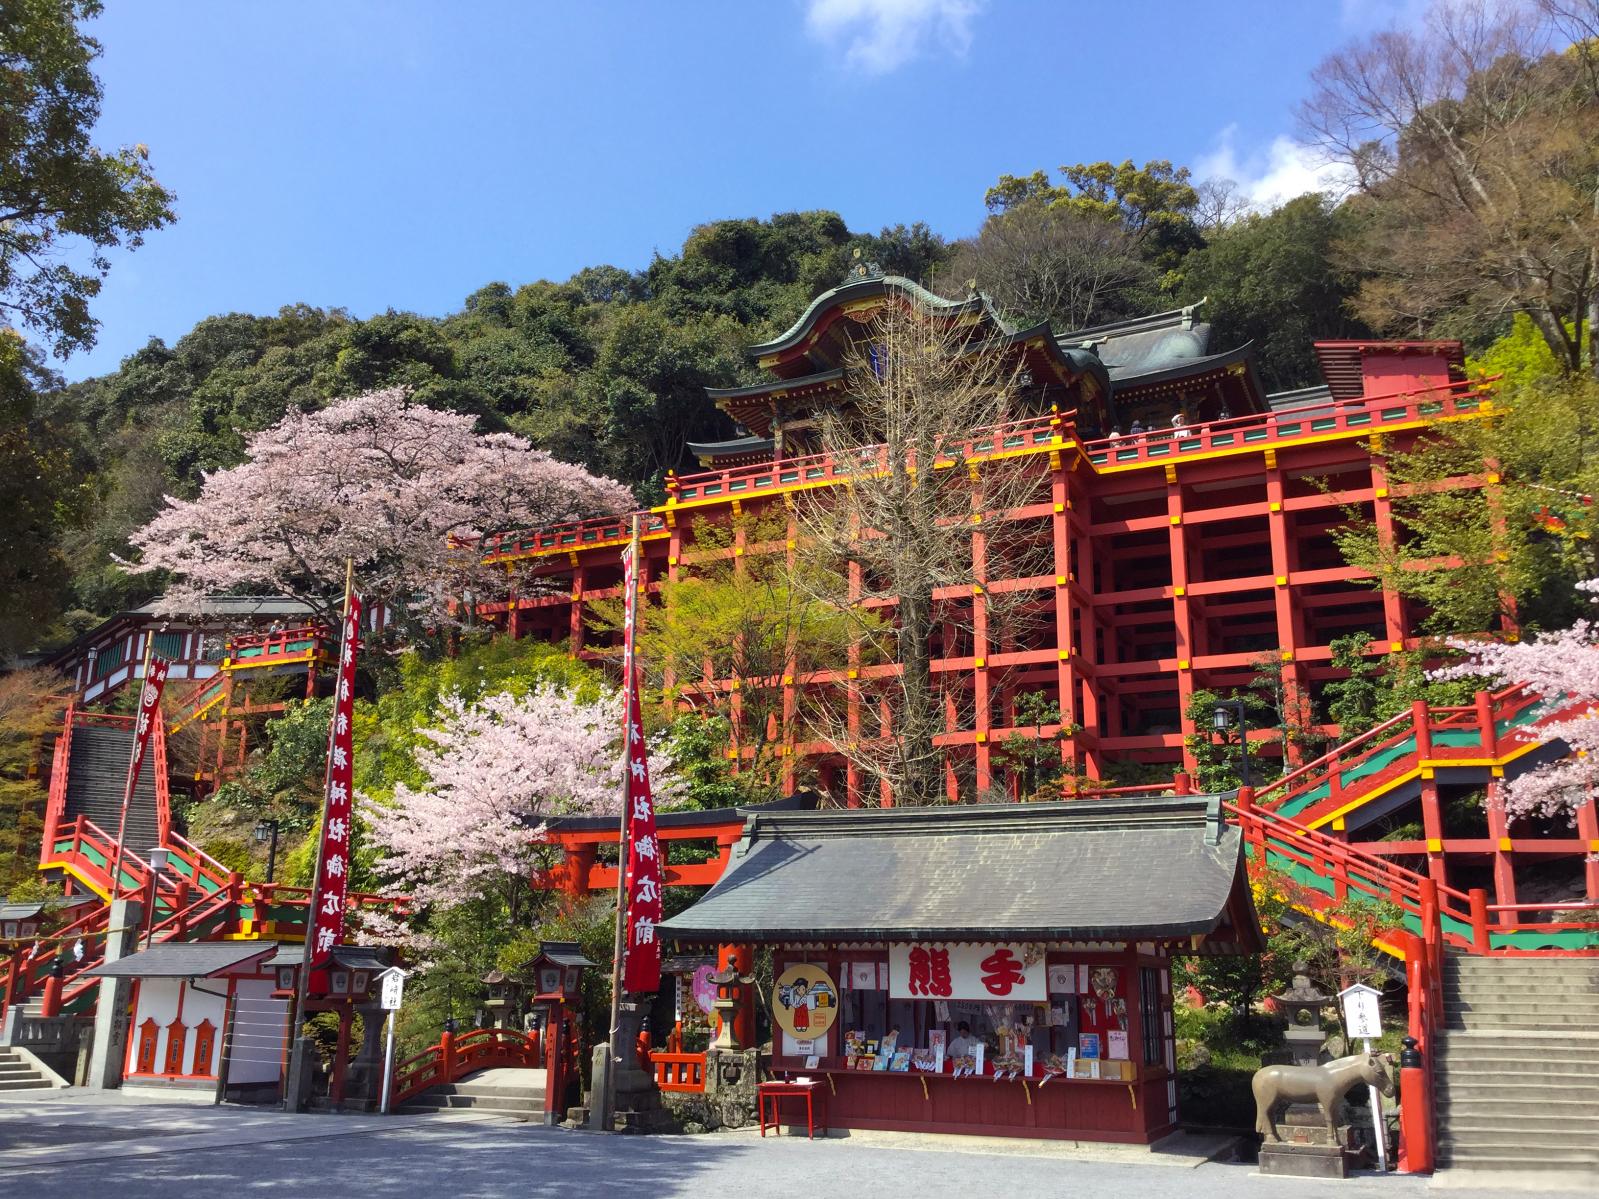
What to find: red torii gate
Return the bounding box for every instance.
[530,794,820,1046]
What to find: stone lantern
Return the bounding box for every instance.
[480,969,526,1029]
[1276,961,1332,1067]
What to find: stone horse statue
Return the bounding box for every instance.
[1253,1051,1396,1142]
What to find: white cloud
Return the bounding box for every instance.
[804,0,983,75]
[1196,126,1357,211]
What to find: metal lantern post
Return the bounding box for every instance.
[253,818,281,882]
[142,847,168,949]
[1212,699,1251,788]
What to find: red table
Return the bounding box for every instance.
[758,1079,826,1139]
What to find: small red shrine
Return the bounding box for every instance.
[658,794,1260,1143]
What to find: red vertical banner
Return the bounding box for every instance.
[112,655,172,883]
[620,546,662,994]
[126,656,172,798]
[310,594,361,967]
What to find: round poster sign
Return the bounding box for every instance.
[772,963,839,1041]
[690,964,718,1016]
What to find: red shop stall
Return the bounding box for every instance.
[658,796,1262,1143]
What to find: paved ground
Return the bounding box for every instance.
[0,1090,1589,1198]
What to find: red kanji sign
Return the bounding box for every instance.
[889,942,1046,1001]
[979,948,1027,996]
[907,945,953,997]
[620,545,661,994]
[309,594,361,968]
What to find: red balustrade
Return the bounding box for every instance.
[649,1050,707,1093]
[389,1027,542,1107]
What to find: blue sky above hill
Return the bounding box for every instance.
[68,0,1422,379]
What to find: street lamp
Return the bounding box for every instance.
[1212,699,1252,789]
[143,847,168,949]
[253,818,281,882]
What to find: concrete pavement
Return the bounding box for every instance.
[0,1089,1588,1198]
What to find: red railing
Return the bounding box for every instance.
[1254,685,1547,827]
[479,379,1493,566]
[163,830,234,894]
[39,700,75,861]
[1081,377,1490,470]
[648,1049,707,1093]
[390,1027,542,1107]
[168,672,228,733]
[1,900,110,1022]
[226,624,330,663]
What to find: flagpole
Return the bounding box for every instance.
[284,561,354,1111]
[602,513,642,1132]
[109,630,159,900]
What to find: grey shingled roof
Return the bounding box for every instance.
[86,941,277,978]
[657,796,1255,945]
[266,943,396,971]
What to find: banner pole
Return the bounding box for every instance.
[109,632,158,899]
[284,562,355,1111]
[602,513,642,1132]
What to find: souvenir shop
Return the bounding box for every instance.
[658,796,1261,1142]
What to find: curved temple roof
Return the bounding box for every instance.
[746,274,1015,361]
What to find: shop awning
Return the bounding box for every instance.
[86,940,277,979]
[657,796,1261,950]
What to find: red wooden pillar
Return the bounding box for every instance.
[1368,442,1410,651]
[543,1003,567,1123]
[970,464,993,797]
[1050,453,1080,781]
[508,583,523,640]
[1483,779,1517,925]
[1577,794,1599,901]
[1265,451,1307,765]
[846,531,863,808]
[568,560,586,655]
[1166,465,1195,772]
[39,969,62,1018]
[717,944,754,1048]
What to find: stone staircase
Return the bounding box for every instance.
[397,1067,546,1120]
[63,724,162,862]
[0,1047,55,1094]
[1435,954,1599,1177]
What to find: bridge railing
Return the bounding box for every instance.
[390,1027,542,1107]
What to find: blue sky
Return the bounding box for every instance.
[67,0,1420,380]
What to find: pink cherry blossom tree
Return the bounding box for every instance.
[123,388,635,629]
[1439,587,1599,822]
[359,682,676,940]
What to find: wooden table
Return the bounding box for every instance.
[758,1079,826,1139]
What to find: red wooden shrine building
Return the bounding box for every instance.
[480,266,1596,921]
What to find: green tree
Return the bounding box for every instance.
[0,669,64,892]
[0,0,176,357]
[1178,194,1373,392]
[986,159,1203,273]
[1330,364,1599,634]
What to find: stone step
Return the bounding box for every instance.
[399,1094,542,1116]
[1438,1142,1599,1166]
[0,1078,51,1092]
[0,1064,37,1078]
[1442,1008,1599,1024]
[1438,1069,1599,1088]
[1439,1080,1599,1099]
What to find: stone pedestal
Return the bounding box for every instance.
[608,1002,673,1134]
[1258,1105,1358,1179]
[702,1047,760,1129]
